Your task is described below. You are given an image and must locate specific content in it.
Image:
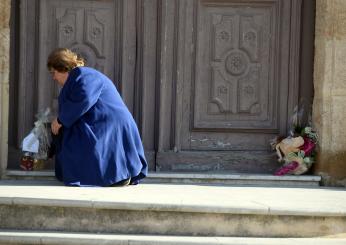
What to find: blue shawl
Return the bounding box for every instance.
[55,67,147,186]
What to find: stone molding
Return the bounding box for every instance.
[0,0,10,177]
[313,0,346,186]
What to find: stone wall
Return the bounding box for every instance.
[0,0,10,177]
[313,0,346,186]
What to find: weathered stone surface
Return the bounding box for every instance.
[315,0,334,40]
[314,1,346,186]
[334,42,346,91]
[0,0,10,72]
[1,231,346,245]
[334,0,346,40]
[0,0,10,177]
[1,203,346,238]
[0,180,345,237]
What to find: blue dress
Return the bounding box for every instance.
[54,67,148,186]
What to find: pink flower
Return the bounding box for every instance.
[300,137,315,156]
[274,161,299,176]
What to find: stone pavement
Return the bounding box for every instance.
[0,179,345,217]
[0,179,346,244]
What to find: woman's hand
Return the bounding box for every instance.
[51,118,62,135]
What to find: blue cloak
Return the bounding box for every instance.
[55,67,148,186]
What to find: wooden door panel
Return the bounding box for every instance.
[156,0,301,173]
[38,0,116,113]
[194,4,274,130]
[10,0,158,170]
[188,1,280,151]
[9,0,310,174]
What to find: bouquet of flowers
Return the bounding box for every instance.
[271,106,318,176]
[20,108,52,170]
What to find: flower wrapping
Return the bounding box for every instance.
[272,105,318,176]
[301,137,315,156]
[20,108,52,171]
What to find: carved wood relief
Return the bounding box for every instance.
[54,4,113,77]
[174,0,295,153]
[11,0,158,170]
[11,0,307,173]
[194,2,275,130]
[154,1,303,171]
[37,0,116,116]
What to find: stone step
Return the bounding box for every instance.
[0,231,345,245]
[0,180,345,238]
[4,170,322,187]
[145,172,321,187]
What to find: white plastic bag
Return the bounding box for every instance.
[21,108,52,160]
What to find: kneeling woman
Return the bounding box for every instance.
[47,48,148,187]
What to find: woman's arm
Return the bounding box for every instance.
[59,73,104,128]
[51,117,62,135]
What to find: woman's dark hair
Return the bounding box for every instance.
[47,48,85,72]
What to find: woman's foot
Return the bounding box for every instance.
[109,178,131,187]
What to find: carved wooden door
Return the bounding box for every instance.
[37,0,116,116]
[10,0,312,173]
[10,0,158,170]
[156,0,304,173]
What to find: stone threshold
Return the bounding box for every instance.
[4,170,322,187]
[0,231,345,245]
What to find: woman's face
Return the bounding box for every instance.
[49,69,69,87]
